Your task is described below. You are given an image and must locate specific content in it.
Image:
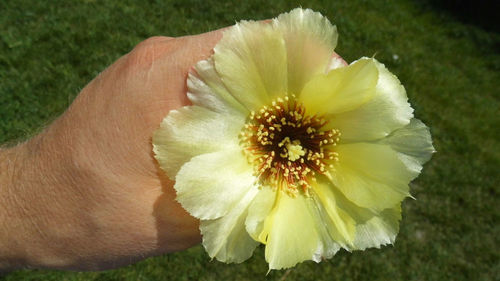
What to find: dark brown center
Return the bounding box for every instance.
[240,96,340,196]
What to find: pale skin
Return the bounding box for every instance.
[0,26,347,271]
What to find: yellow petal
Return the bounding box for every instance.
[201,186,260,263]
[352,205,401,250]
[245,187,276,243]
[189,58,248,115]
[174,148,256,220]
[315,178,402,250]
[306,200,342,261]
[245,188,339,261]
[311,178,357,248]
[376,118,435,165]
[262,192,327,270]
[214,21,288,111]
[328,59,414,142]
[331,142,416,211]
[299,58,378,116]
[152,106,244,179]
[274,8,338,95]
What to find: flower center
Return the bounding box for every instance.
[239,96,341,196]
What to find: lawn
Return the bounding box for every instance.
[0,0,498,280]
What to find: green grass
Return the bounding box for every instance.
[1,0,498,280]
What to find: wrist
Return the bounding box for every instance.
[0,128,86,270]
[0,142,32,270]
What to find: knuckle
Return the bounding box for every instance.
[127,36,178,67]
[136,36,174,48]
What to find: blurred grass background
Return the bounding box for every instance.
[0,0,498,280]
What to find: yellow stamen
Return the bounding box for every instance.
[239,96,341,196]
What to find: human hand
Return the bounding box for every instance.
[0,26,347,271]
[0,30,227,271]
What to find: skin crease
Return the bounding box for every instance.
[0,25,347,271]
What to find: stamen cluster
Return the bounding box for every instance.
[240,96,341,196]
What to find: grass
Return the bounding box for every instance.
[1,0,498,280]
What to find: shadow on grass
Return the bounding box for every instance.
[417,0,499,32]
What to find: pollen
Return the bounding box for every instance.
[240,96,341,196]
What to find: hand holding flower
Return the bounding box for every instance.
[0,8,433,273]
[0,30,228,271]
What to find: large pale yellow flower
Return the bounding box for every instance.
[153,8,434,270]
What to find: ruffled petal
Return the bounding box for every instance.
[315,178,402,250]
[152,106,245,179]
[245,187,276,243]
[188,58,248,115]
[352,205,401,250]
[299,58,378,116]
[331,142,417,211]
[200,186,260,263]
[376,118,435,165]
[214,21,288,111]
[328,59,414,142]
[260,192,331,270]
[245,188,340,261]
[174,148,256,220]
[311,178,357,248]
[307,201,342,262]
[274,8,338,95]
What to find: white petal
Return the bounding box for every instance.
[274,8,338,95]
[174,148,256,220]
[188,58,248,115]
[329,59,414,142]
[152,106,244,179]
[214,21,288,111]
[201,186,260,263]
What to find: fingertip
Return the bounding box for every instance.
[331,52,348,66]
[325,52,348,72]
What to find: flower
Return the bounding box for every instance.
[153,8,434,270]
